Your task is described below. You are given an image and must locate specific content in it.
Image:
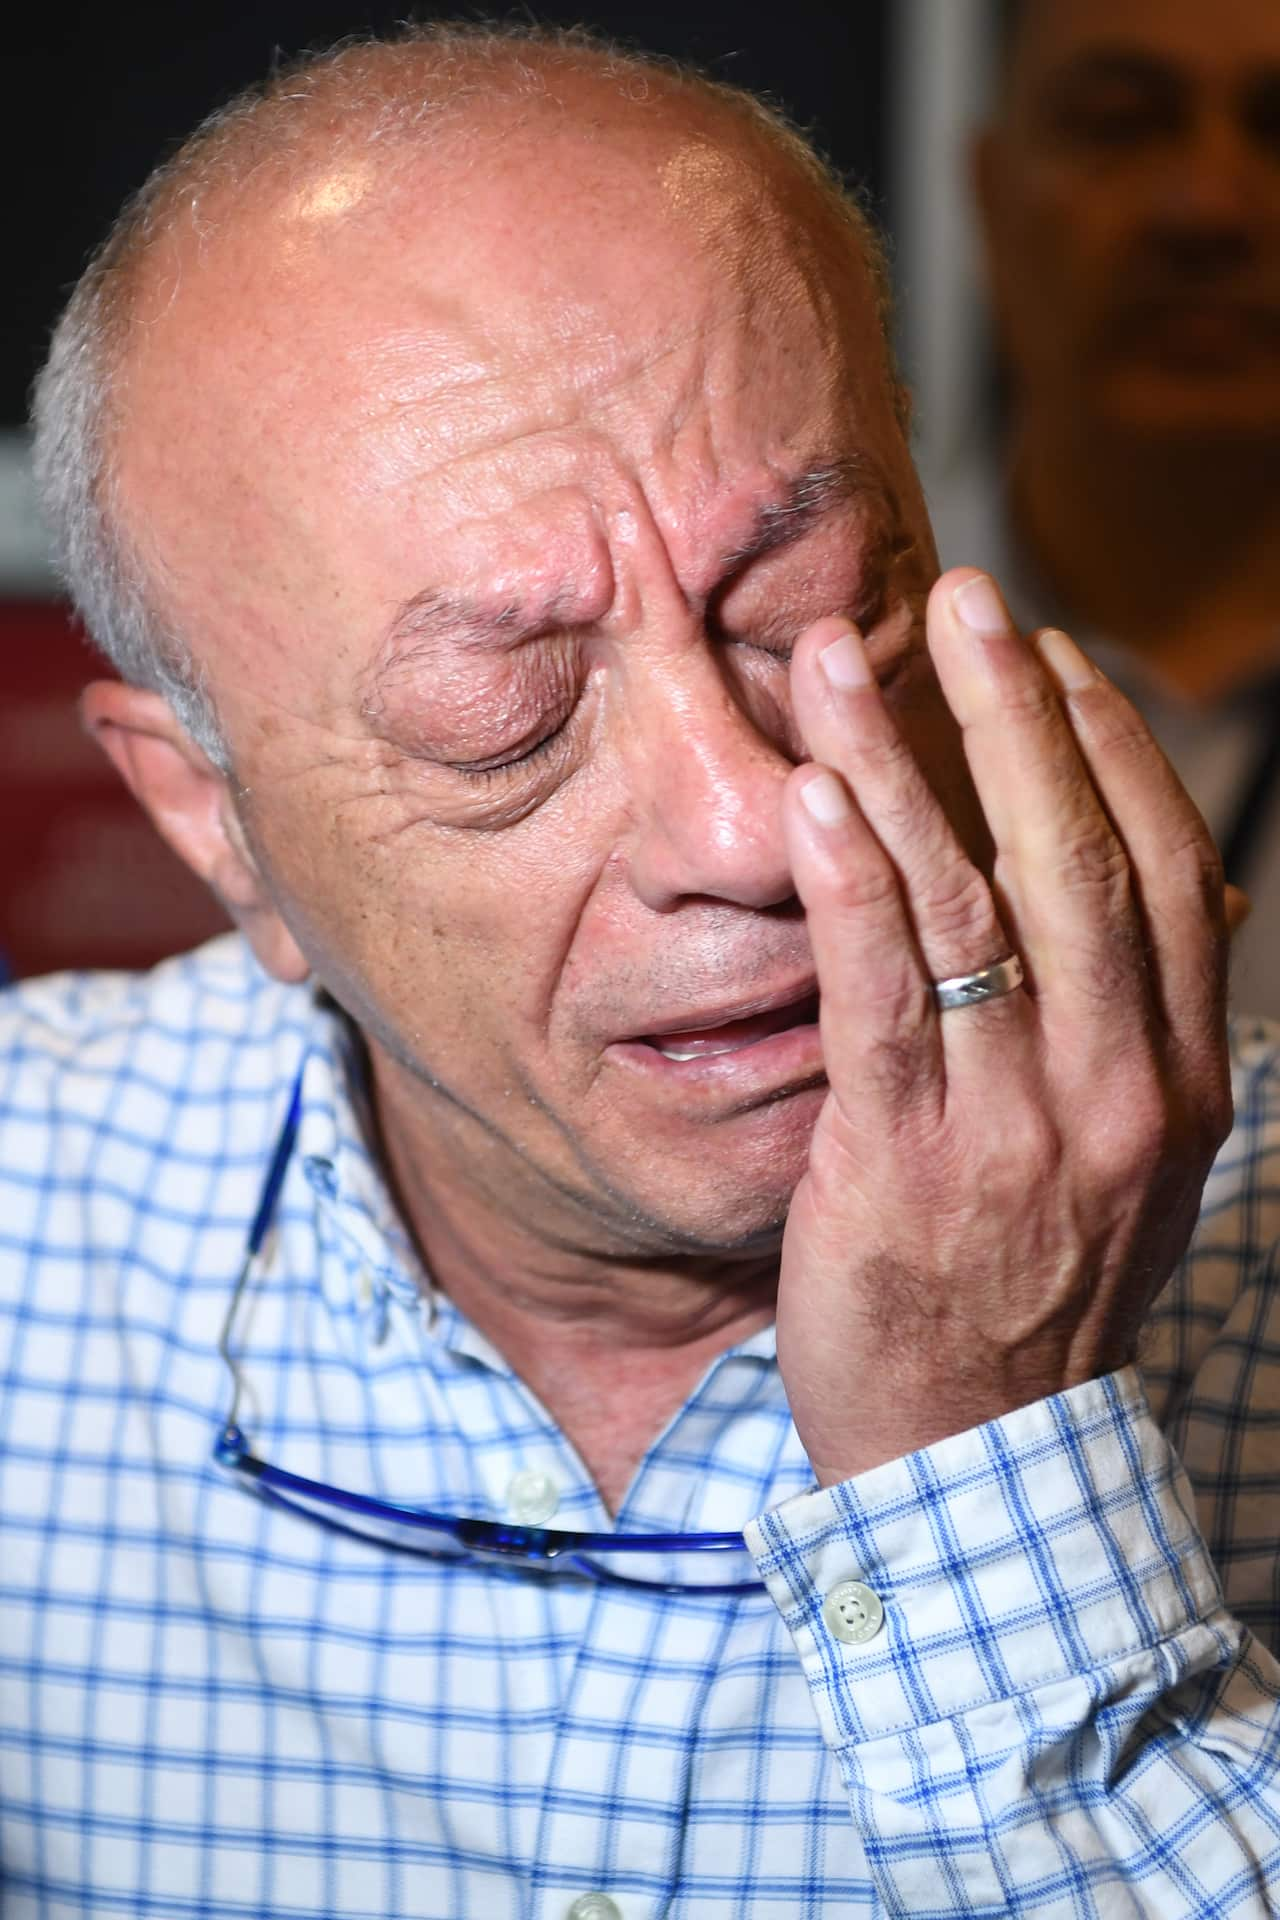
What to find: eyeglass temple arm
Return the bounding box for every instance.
[217,1069,307,1438]
[217,1435,748,1555]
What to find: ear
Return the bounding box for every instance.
[80,680,310,985]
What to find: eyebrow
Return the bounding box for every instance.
[714,456,892,574]
[1041,51,1280,130]
[381,587,560,659]
[1040,49,1192,107]
[373,453,889,684]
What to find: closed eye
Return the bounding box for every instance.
[449,717,573,783]
[714,572,895,665]
[432,636,586,785]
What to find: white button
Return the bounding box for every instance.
[822,1579,885,1646]
[507,1468,560,1525]
[566,1896,623,1920]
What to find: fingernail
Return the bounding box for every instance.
[953,573,1011,637]
[799,769,852,826]
[819,627,872,690]
[1034,626,1100,693]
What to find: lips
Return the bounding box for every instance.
[636,988,820,1062]
[1115,296,1280,358]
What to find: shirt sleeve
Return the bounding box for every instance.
[744,1368,1280,1914]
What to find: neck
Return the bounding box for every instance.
[369,1051,779,1513]
[1010,411,1280,701]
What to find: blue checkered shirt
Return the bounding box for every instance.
[3,935,1280,1917]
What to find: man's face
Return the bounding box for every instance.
[118,101,952,1259]
[978,0,1280,439]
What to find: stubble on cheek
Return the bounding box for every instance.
[236,728,596,1118]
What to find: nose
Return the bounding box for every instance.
[1146,109,1263,263]
[621,651,799,914]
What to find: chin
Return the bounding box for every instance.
[597,1082,824,1255]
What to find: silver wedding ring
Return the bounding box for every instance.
[932,953,1025,1013]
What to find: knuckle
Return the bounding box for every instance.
[1085,1118,1161,1199]
[1057,923,1147,1010]
[1077,687,1152,756]
[1164,828,1225,913]
[915,864,998,952]
[1112,1079,1169,1165]
[995,674,1062,726]
[854,719,917,782]
[1084,1060,1227,1193]
[994,1104,1061,1186]
[1050,817,1132,903]
[826,851,902,919]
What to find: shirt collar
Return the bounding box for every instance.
[290,994,434,1327]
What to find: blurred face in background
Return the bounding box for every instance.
[976,0,1280,443]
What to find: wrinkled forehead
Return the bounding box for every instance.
[112,97,888,589]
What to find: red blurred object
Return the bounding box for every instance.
[1,600,229,980]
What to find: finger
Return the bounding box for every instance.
[781,757,944,1118]
[1031,623,1229,1068]
[1225,885,1252,937]
[789,615,1030,1069]
[926,572,1151,1045]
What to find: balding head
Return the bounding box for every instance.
[32,22,893,762]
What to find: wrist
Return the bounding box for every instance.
[800,1358,1126,1486]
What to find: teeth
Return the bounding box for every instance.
[656,1040,750,1062]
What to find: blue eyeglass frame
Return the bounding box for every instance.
[214,1064,767,1594]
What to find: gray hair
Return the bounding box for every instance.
[30,20,892,768]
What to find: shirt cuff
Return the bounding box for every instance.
[744,1368,1231,1748]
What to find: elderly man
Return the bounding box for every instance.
[934,0,1280,1017]
[3,22,1279,1918]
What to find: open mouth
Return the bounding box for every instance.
[637,991,821,1063]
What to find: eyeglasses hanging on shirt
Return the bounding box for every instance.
[214,1061,768,1594]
